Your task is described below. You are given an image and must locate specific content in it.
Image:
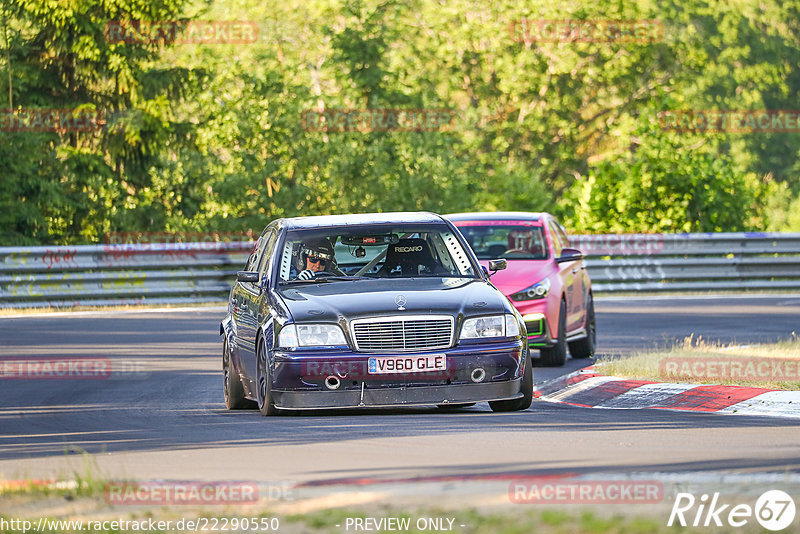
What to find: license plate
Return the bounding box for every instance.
[368,354,447,374]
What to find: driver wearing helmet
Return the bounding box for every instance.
[296,237,340,280]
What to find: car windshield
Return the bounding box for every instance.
[277,224,478,283]
[456,223,548,260]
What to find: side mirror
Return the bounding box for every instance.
[488,258,507,274]
[237,271,259,283]
[555,248,583,264]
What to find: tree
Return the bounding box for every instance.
[0,0,203,244]
[563,113,767,233]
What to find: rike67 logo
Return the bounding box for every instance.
[668,490,796,531]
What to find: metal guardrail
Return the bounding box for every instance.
[1,233,799,308]
[0,242,252,308]
[571,232,800,292]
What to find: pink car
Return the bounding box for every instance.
[448,212,595,366]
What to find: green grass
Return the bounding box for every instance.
[0,451,106,499]
[278,508,673,534]
[595,334,800,390]
[0,489,768,534]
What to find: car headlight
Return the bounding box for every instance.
[460,314,520,340]
[278,324,347,348]
[510,278,550,301]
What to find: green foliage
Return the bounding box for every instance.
[2,0,800,244]
[0,0,203,244]
[563,112,768,233]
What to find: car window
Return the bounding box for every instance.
[547,221,563,257]
[455,223,548,260]
[277,224,478,282]
[244,229,273,275]
[257,229,278,281]
[244,242,261,272]
[555,221,570,248]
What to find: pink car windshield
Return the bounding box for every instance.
[457,223,548,260]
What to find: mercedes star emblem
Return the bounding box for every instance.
[394,294,407,310]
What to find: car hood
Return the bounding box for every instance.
[277,277,509,323]
[479,259,554,296]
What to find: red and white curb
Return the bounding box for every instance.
[533,366,800,418]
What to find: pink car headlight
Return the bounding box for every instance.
[510,278,550,301]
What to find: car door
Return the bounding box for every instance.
[231,238,261,364]
[238,228,278,394]
[233,230,271,385]
[548,219,580,332]
[556,221,586,332]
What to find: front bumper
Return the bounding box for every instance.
[270,340,525,410]
[273,378,522,409]
[511,296,556,353]
[521,312,554,353]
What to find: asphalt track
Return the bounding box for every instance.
[1,295,799,486]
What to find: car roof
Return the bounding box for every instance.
[279,211,446,229]
[445,211,546,222]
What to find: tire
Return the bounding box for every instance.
[223,339,253,410]
[569,295,596,359]
[539,299,567,367]
[436,403,476,410]
[256,337,279,416]
[489,350,533,412]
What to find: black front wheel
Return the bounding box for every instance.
[539,299,568,367]
[569,295,596,359]
[257,337,279,416]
